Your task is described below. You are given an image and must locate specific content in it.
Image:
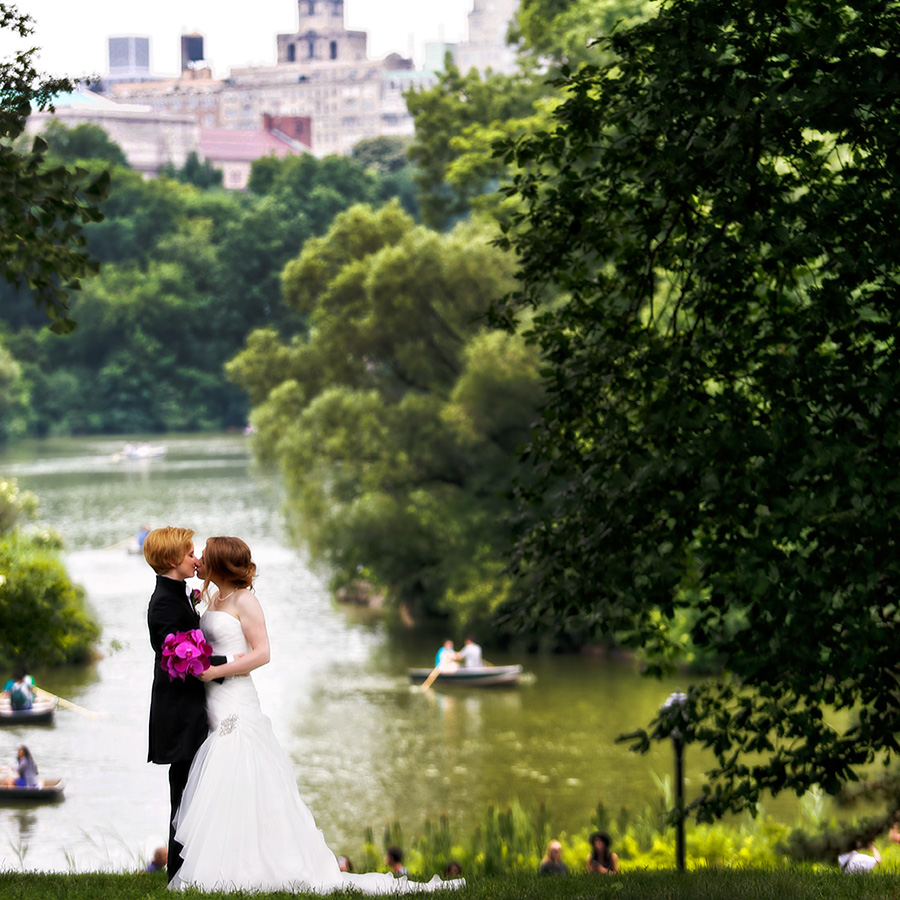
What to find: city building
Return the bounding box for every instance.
[109,1,437,156]
[26,89,198,175]
[181,33,205,72]
[107,35,152,83]
[425,0,519,76]
[454,0,519,75]
[201,117,311,189]
[104,0,518,160]
[27,89,310,187]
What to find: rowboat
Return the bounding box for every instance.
[111,443,167,463]
[0,777,65,802]
[408,665,524,687]
[0,696,57,725]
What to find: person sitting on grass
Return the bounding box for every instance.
[539,840,568,875]
[386,846,408,877]
[587,831,619,874]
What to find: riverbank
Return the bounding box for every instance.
[3,870,900,900]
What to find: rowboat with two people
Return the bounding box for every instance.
[408,665,524,688]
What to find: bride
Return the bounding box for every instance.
[170,536,462,894]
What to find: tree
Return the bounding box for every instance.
[0,478,100,667]
[40,119,129,168]
[229,203,541,628]
[496,0,900,820]
[513,0,653,64]
[405,62,546,228]
[0,3,109,332]
[351,135,412,175]
[160,150,223,189]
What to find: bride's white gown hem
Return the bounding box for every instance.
[169,610,462,895]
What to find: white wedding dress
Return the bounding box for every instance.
[171,610,463,894]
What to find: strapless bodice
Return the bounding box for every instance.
[199,609,260,733]
[200,609,251,658]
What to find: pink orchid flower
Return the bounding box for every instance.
[161,629,213,681]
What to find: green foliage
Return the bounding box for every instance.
[352,135,412,175]
[40,119,129,168]
[0,528,100,668]
[0,4,109,333]
[367,796,801,877]
[159,151,223,189]
[0,477,97,666]
[495,0,900,820]
[514,0,655,63]
[0,477,37,534]
[0,334,30,441]
[229,203,541,628]
[405,63,548,229]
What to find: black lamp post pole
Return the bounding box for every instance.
[673,728,685,872]
[662,691,688,873]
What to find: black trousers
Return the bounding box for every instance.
[167,760,192,882]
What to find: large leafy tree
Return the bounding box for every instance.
[497,0,900,819]
[229,203,541,628]
[0,3,108,332]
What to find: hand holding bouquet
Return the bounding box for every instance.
[161,628,213,681]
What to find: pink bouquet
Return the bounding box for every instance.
[161,628,213,681]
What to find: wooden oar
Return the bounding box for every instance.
[99,537,133,552]
[33,685,101,719]
[419,665,443,692]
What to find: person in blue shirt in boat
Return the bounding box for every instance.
[434,640,459,671]
[6,745,38,787]
[3,668,34,710]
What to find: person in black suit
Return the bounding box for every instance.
[144,526,210,883]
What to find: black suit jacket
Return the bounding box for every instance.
[147,575,210,764]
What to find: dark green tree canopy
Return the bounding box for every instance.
[497,0,900,819]
[40,119,129,168]
[160,150,223,189]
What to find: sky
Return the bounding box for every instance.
[11,0,475,79]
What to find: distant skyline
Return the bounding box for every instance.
[12,1,476,79]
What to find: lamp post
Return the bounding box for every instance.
[662,691,688,872]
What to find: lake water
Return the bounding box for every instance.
[0,434,805,873]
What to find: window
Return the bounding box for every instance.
[308,40,315,59]
[330,41,338,60]
[287,44,296,62]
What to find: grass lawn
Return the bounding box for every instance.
[3,870,900,900]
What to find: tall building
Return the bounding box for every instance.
[276,0,366,64]
[181,33,205,72]
[107,36,151,82]
[428,0,519,76]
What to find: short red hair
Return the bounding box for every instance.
[143,527,194,574]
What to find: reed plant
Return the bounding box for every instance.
[359,788,900,878]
